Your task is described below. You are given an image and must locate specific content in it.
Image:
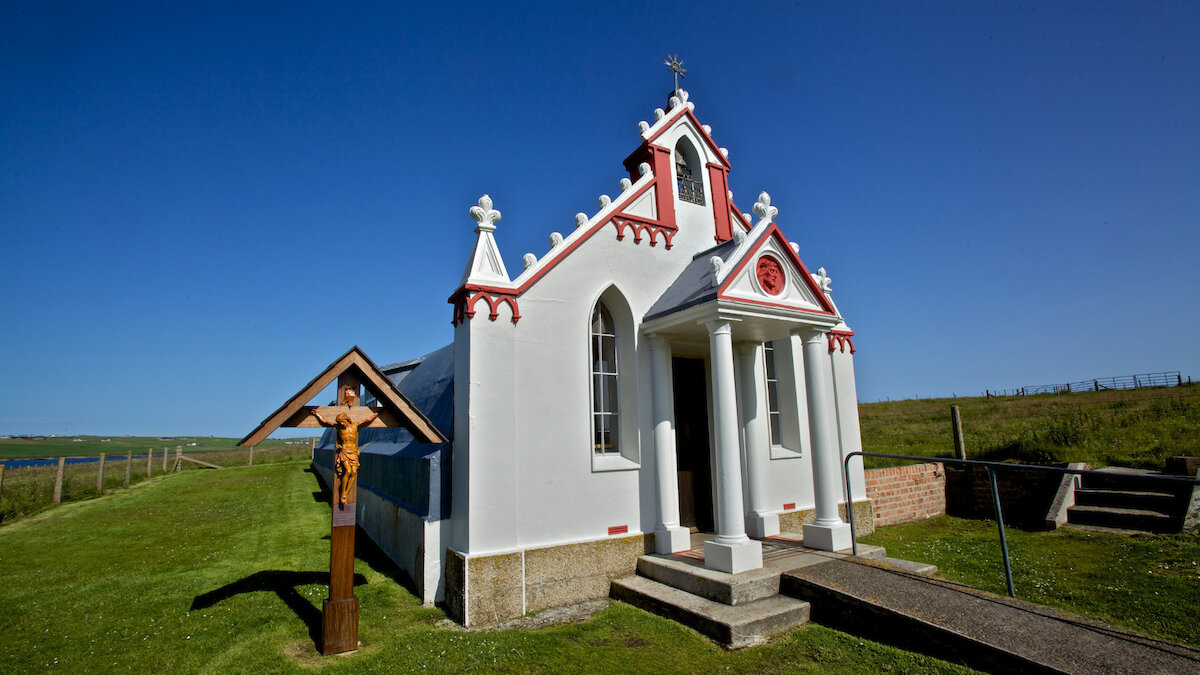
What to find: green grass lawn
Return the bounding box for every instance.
[858,384,1200,469]
[861,515,1200,648]
[0,461,975,674]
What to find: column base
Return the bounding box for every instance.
[704,538,763,574]
[803,521,853,552]
[746,513,779,539]
[654,526,692,554]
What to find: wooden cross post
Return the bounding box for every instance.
[311,377,377,655]
[238,346,448,657]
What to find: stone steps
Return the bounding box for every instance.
[1066,504,1180,533]
[1073,487,1177,512]
[635,555,780,605]
[611,574,810,649]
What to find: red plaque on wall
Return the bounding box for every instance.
[756,256,785,296]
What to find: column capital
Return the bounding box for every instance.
[734,340,763,357]
[797,327,829,346]
[648,334,671,351]
[703,315,742,336]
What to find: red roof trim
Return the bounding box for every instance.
[716,223,838,315]
[447,173,669,306]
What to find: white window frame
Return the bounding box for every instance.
[589,298,639,472]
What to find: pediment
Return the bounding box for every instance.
[718,225,836,315]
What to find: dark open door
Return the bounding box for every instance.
[672,357,714,533]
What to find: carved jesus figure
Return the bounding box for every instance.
[313,404,378,506]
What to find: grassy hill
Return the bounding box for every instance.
[859,384,1199,469]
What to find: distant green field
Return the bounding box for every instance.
[0,435,316,460]
[858,384,1199,469]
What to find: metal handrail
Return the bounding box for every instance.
[841,451,1200,598]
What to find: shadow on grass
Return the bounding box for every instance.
[191,570,369,647]
[302,462,423,600]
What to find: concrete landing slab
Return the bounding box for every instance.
[612,575,810,649]
[783,558,1200,674]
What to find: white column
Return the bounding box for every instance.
[801,329,852,551]
[703,319,763,573]
[735,342,779,538]
[649,336,690,554]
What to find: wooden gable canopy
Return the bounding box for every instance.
[238,346,448,447]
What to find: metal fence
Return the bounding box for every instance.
[986,371,1185,398]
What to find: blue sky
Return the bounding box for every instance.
[2,2,1197,437]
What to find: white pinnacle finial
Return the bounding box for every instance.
[814,267,832,293]
[523,253,537,269]
[752,192,778,225]
[574,213,589,229]
[709,256,726,287]
[469,194,502,232]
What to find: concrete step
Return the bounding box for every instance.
[1067,504,1180,533]
[636,555,781,606]
[876,556,938,577]
[1081,469,1191,497]
[611,575,810,649]
[1074,487,1178,512]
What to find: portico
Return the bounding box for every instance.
[636,191,858,573]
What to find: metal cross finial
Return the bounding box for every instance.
[664,54,687,92]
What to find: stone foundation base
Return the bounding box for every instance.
[778,500,874,538]
[445,533,653,627]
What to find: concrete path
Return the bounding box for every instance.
[783,557,1200,674]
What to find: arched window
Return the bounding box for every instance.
[674,137,705,206]
[591,302,619,455]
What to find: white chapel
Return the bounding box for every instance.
[313,87,869,626]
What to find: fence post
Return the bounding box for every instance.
[311,438,316,463]
[125,451,132,487]
[986,389,991,398]
[174,446,182,473]
[53,457,66,505]
[951,406,967,459]
[248,445,254,466]
[162,447,168,473]
[146,448,153,477]
[97,452,106,493]
[0,464,6,502]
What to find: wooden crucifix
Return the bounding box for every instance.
[239,346,447,656]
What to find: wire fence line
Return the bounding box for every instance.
[985,371,1186,398]
[863,390,1200,421]
[0,443,314,524]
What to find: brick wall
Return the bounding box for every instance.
[865,462,946,527]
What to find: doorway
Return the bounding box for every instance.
[672,357,715,533]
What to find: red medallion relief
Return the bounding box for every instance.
[756,256,785,296]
